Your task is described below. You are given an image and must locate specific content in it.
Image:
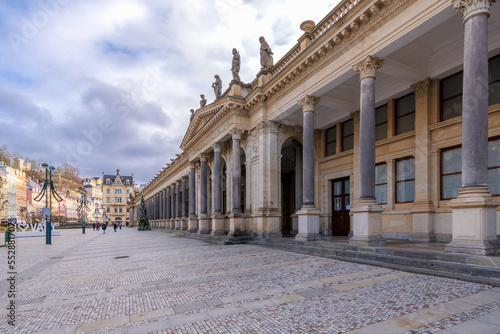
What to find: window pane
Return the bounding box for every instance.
[396,113,415,134]
[343,136,353,151]
[489,56,500,83]
[442,174,461,199]
[443,148,462,174]
[326,143,336,156]
[334,197,342,211]
[345,196,350,210]
[397,180,415,202]
[396,94,415,117]
[487,168,500,195]
[489,81,500,106]
[375,123,387,141]
[375,184,387,204]
[343,120,354,136]
[442,95,462,120]
[334,181,342,195]
[375,164,387,184]
[488,139,500,167]
[326,127,336,143]
[344,179,350,193]
[442,72,463,100]
[375,105,388,125]
[396,159,415,181]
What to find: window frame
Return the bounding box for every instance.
[395,93,416,135]
[375,162,387,204]
[341,119,354,152]
[440,144,462,200]
[375,104,388,141]
[395,157,415,203]
[325,125,337,156]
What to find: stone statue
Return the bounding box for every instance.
[231,48,241,81]
[212,75,222,99]
[259,36,273,71]
[190,109,195,123]
[200,94,207,108]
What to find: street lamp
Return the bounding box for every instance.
[34,163,62,244]
[77,189,90,234]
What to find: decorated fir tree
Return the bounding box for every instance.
[138,195,151,231]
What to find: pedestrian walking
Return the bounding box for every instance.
[113,223,117,232]
[92,223,96,231]
[119,221,122,230]
[102,223,107,234]
[96,222,100,231]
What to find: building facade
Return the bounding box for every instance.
[102,170,135,225]
[130,0,500,255]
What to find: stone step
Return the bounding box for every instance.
[250,239,500,287]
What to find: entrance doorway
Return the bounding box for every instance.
[331,177,350,236]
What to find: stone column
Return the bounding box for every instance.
[166,186,171,228]
[350,55,386,247]
[229,129,245,237]
[295,96,322,241]
[181,176,188,230]
[410,78,436,242]
[175,180,181,229]
[211,143,225,235]
[292,143,303,235]
[447,0,499,255]
[198,154,210,234]
[188,161,198,233]
[160,191,164,227]
[170,183,176,229]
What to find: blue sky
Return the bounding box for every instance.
[0,0,340,184]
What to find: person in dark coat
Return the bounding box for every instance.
[113,223,117,232]
[102,223,107,234]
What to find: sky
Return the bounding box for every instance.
[0,0,341,185]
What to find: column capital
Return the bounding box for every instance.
[411,78,432,97]
[212,142,222,152]
[350,110,360,123]
[176,179,182,185]
[189,161,197,168]
[199,153,208,162]
[453,0,496,23]
[166,185,171,190]
[298,95,320,112]
[182,175,189,181]
[353,55,384,81]
[230,128,244,140]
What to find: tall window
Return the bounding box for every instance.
[107,208,110,213]
[106,189,110,194]
[106,197,110,203]
[441,146,462,199]
[375,163,387,204]
[325,126,336,156]
[115,197,122,203]
[115,189,121,194]
[342,119,354,152]
[106,179,110,184]
[396,158,415,203]
[126,189,130,194]
[395,93,415,134]
[489,55,500,106]
[126,180,130,185]
[375,104,388,141]
[441,56,500,121]
[488,138,500,194]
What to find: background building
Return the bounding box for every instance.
[101,169,135,225]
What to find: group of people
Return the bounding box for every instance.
[92,221,122,234]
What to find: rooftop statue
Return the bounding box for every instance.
[259,36,273,71]
[231,48,241,81]
[200,94,207,108]
[190,109,195,123]
[212,75,222,99]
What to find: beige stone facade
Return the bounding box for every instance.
[130,0,500,253]
[102,170,135,225]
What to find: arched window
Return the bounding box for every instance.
[106,179,110,184]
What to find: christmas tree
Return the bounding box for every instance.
[138,195,151,231]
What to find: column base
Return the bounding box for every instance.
[188,217,198,233]
[349,198,386,247]
[228,214,246,237]
[198,215,211,234]
[291,213,299,236]
[169,219,175,229]
[211,213,226,236]
[175,218,181,230]
[295,207,321,241]
[181,218,188,231]
[446,187,500,255]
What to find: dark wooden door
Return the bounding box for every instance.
[332,177,351,236]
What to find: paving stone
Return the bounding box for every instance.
[444,319,500,333]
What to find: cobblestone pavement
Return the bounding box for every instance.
[0,228,499,334]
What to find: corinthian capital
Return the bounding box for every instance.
[411,78,432,97]
[230,128,244,140]
[353,55,384,81]
[298,95,320,112]
[453,0,496,22]
[212,142,221,152]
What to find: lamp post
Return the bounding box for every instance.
[77,190,90,234]
[34,163,62,245]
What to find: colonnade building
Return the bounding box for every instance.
[129,0,500,255]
